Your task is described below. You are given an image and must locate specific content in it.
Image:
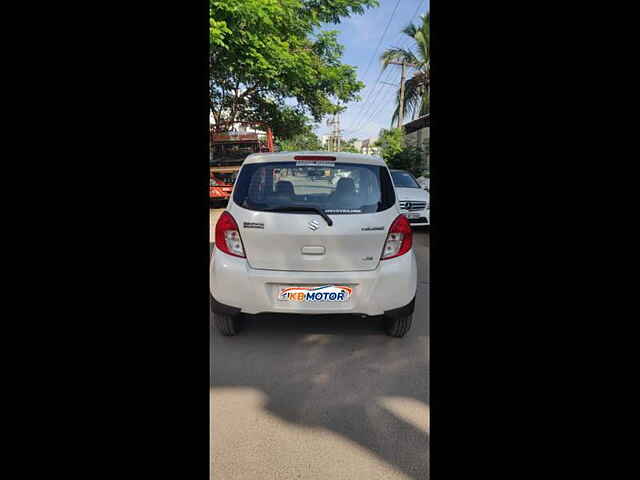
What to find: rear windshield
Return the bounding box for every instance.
[233,162,396,214]
[391,171,420,188]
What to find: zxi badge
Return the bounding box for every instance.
[308,219,320,231]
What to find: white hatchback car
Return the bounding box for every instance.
[210,152,418,337]
[390,169,430,227]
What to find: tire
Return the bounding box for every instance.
[214,313,240,336]
[385,314,413,337]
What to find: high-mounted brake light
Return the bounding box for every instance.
[381,215,413,260]
[293,155,336,161]
[215,212,245,258]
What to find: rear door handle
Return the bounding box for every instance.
[301,246,325,255]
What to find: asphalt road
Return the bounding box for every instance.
[210,208,430,479]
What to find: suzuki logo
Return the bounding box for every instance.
[308,219,320,231]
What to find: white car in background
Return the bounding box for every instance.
[390,169,430,227]
[416,176,430,191]
[210,152,417,338]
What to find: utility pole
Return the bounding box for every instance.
[387,60,418,128]
[398,61,406,129]
[326,113,342,152]
[326,117,334,151]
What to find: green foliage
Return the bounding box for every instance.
[374,128,405,159]
[210,19,231,48]
[384,146,424,177]
[374,128,425,176]
[210,0,378,137]
[247,100,310,140]
[277,124,323,151]
[339,137,361,153]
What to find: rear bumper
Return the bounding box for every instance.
[400,208,430,226]
[210,247,417,316]
[408,217,429,226]
[211,295,415,319]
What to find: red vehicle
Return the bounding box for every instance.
[210,121,273,208]
[209,167,239,207]
[209,173,233,207]
[210,121,274,166]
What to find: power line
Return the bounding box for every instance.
[348,82,399,136]
[347,68,399,134]
[344,0,402,131]
[349,80,397,134]
[346,1,426,134]
[348,67,398,133]
[344,68,389,132]
[358,0,403,85]
[347,35,415,133]
[346,32,413,132]
[410,0,427,24]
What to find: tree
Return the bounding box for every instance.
[384,147,424,177]
[339,137,361,153]
[380,12,430,125]
[210,0,378,138]
[374,128,405,160]
[277,124,323,151]
[373,127,424,176]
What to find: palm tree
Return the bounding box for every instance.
[380,13,430,126]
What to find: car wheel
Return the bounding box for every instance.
[214,313,240,336]
[385,314,412,337]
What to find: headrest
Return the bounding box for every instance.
[335,177,355,195]
[274,180,294,196]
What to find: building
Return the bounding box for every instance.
[210,116,263,135]
[403,114,430,175]
[360,138,381,156]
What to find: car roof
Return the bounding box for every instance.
[243,151,387,166]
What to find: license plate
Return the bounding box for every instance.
[406,212,420,219]
[278,285,352,303]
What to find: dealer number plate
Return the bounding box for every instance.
[277,285,352,303]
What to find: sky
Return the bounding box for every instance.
[315,0,429,142]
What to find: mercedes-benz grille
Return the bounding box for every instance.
[399,201,427,211]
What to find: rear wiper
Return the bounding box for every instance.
[263,205,333,226]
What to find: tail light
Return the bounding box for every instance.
[215,212,245,258]
[381,215,413,260]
